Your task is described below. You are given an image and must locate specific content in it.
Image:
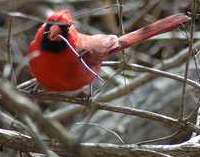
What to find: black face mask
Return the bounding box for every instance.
[41,23,71,53]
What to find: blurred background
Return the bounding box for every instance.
[0,0,200,156]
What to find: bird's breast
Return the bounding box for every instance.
[29,48,100,91]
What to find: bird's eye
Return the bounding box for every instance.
[59,24,71,33]
[59,23,71,29]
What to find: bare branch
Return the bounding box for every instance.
[2,128,200,157]
[97,41,200,102]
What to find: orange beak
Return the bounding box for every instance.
[48,25,62,41]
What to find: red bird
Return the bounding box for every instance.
[29,10,190,92]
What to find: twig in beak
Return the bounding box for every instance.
[58,35,104,82]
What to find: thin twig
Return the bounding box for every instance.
[23,115,52,157]
[73,122,125,144]
[58,34,104,82]
[2,128,200,157]
[6,16,12,64]
[102,61,200,91]
[91,102,200,134]
[17,78,36,89]
[135,130,181,145]
[180,0,196,120]
[96,41,200,102]
[116,0,127,90]
[0,78,78,153]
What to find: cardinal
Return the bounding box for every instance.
[29,10,190,92]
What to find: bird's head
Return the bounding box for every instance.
[46,10,73,41]
[41,10,78,53]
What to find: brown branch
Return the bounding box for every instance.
[31,92,200,135]
[1,78,198,157]
[45,105,86,122]
[180,0,196,120]
[96,41,200,102]
[102,61,200,91]
[92,103,200,134]
[16,78,36,89]
[0,76,200,157]
[2,77,200,145]
[2,128,200,157]
[0,78,78,155]
[0,110,27,133]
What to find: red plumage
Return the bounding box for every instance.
[29,10,100,91]
[29,10,190,92]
